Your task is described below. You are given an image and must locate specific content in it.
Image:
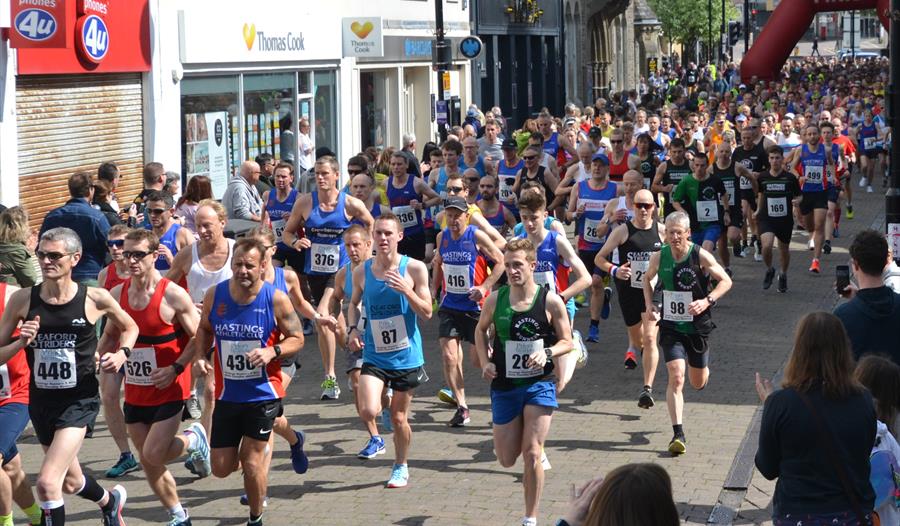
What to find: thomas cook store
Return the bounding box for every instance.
[177,8,344,197]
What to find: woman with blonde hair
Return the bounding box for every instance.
[0,207,39,286]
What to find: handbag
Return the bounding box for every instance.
[796,389,878,526]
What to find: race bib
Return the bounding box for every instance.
[220,340,262,381]
[371,315,410,353]
[805,165,824,185]
[392,206,418,230]
[644,176,652,190]
[864,136,877,150]
[739,175,752,190]
[629,259,654,289]
[767,196,788,218]
[499,179,516,203]
[504,339,543,378]
[310,243,340,273]
[697,200,719,222]
[444,264,471,295]
[534,270,556,291]
[271,218,287,240]
[663,290,693,322]
[125,347,157,386]
[583,218,605,244]
[0,364,10,399]
[33,349,76,389]
[723,180,736,206]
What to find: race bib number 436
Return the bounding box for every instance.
[220,340,262,381]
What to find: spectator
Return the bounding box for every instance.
[91,180,123,227]
[39,171,111,285]
[279,114,296,164]
[477,120,504,164]
[163,170,181,197]
[96,161,121,213]
[298,117,315,173]
[131,161,165,225]
[254,153,275,194]
[399,133,422,178]
[834,229,900,364]
[175,175,213,234]
[222,161,263,222]
[755,312,876,525]
[559,463,680,526]
[0,206,39,287]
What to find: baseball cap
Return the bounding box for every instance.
[591,152,610,165]
[563,117,577,128]
[444,196,469,212]
[502,138,518,150]
[588,126,603,138]
[736,114,748,123]
[784,112,796,120]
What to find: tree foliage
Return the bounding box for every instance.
[647,0,741,47]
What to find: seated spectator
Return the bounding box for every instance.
[0,207,39,287]
[222,161,263,222]
[755,312,876,526]
[175,175,213,234]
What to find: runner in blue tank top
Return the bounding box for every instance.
[262,162,304,272]
[282,156,374,401]
[433,198,506,427]
[386,151,442,262]
[147,191,193,272]
[347,213,433,489]
[854,108,883,193]
[458,137,487,178]
[787,124,834,274]
[498,140,525,219]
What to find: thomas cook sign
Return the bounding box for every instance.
[342,17,383,58]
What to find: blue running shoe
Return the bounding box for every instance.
[290,430,309,474]
[586,325,600,343]
[386,463,409,488]
[105,452,140,478]
[357,436,386,459]
[239,494,268,507]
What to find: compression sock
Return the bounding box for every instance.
[590,319,599,328]
[249,512,263,525]
[74,475,106,504]
[39,500,65,526]
[22,503,42,525]
[673,424,685,439]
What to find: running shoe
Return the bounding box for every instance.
[573,330,588,369]
[867,185,874,193]
[540,448,551,470]
[859,176,868,188]
[358,436,386,459]
[668,436,687,456]
[247,517,263,526]
[290,430,309,474]
[600,287,612,319]
[574,292,587,308]
[184,457,197,475]
[386,464,409,488]
[167,515,192,526]
[101,485,127,526]
[448,406,471,427]
[380,408,394,433]
[321,377,340,400]
[239,494,268,507]
[105,452,140,478]
[184,395,202,420]
[522,518,538,526]
[809,258,820,274]
[763,267,776,290]
[823,240,832,255]
[808,238,815,251]
[740,244,752,258]
[777,273,788,293]
[638,387,654,409]
[846,205,854,219]
[437,387,458,406]
[586,325,600,343]
[623,349,638,369]
[753,243,763,262]
[185,422,211,478]
[833,226,840,238]
[732,243,742,258]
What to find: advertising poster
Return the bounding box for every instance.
[185,111,230,198]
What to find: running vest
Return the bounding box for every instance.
[387,175,424,236]
[186,239,235,304]
[636,154,656,189]
[361,256,424,370]
[619,221,662,290]
[305,192,351,275]
[480,201,507,229]
[542,132,560,157]
[732,142,769,190]
[490,285,558,390]
[799,143,829,192]
[210,281,283,402]
[154,223,182,271]
[517,166,554,207]
[576,179,618,251]
[859,123,879,152]
[662,160,692,215]
[27,283,98,402]
[713,160,739,208]
[265,188,298,250]
[657,244,710,334]
[353,201,381,227]
[652,131,667,160]
[121,278,190,406]
[498,159,524,216]
[102,262,127,291]
[439,225,480,312]
[271,266,287,294]
[609,151,630,182]
[458,156,486,178]
[524,230,570,294]
[0,282,28,406]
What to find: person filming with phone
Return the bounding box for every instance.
[834,229,900,365]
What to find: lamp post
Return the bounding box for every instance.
[886,0,900,255]
[708,0,713,64]
[434,0,448,142]
[720,0,726,61]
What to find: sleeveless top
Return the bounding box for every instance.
[658,244,711,335]
[617,221,662,291]
[458,156,487,178]
[490,285,557,391]
[542,132,560,158]
[439,226,480,313]
[120,278,190,406]
[498,159,524,216]
[662,160,692,214]
[732,141,769,190]
[859,123,879,152]
[186,239,235,304]
[271,266,288,294]
[353,201,381,227]
[0,282,29,406]
[713,160,739,207]
[361,256,424,370]
[576,180,617,251]
[387,174,424,236]
[636,154,656,189]
[481,201,507,229]
[210,281,283,402]
[265,188,298,250]
[155,223,183,271]
[27,283,98,402]
[304,192,351,276]
[523,230,570,294]
[799,143,829,192]
[517,166,554,208]
[609,151,630,182]
[103,262,128,291]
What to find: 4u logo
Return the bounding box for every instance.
[15,9,57,41]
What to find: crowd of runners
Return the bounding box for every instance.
[0,54,890,526]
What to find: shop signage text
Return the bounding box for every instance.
[341,17,383,58]
[10,0,70,48]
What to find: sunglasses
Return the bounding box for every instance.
[347,168,365,175]
[107,239,125,248]
[635,202,654,210]
[122,250,154,261]
[147,208,168,215]
[446,186,465,193]
[466,177,480,182]
[36,251,73,262]
[523,155,537,161]
[610,140,623,144]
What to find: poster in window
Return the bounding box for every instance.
[185,111,230,199]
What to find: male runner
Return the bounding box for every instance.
[0,227,139,525]
[854,108,883,193]
[595,189,665,404]
[786,124,833,273]
[261,162,303,273]
[756,146,802,293]
[652,138,692,218]
[497,139,525,221]
[831,117,857,219]
[710,142,755,273]
[191,238,304,526]
[349,172,389,224]
[97,224,139,478]
[732,128,768,260]
[107,229,205,525]
[347,214,432,488]
[145,191,193,272]
[282,156,374,400]
[642,212,731,455]
[819,122,846,254]
[386,151,442,261]
[671,154,729,254]
[476,175,517,237]
[432,198,506,427]
[474,238,573,526]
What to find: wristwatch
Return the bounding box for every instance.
[171,361,185,375]
[544,347,554,360]
[119,346,132,358]
[707,295,717,307]
[273,345,283,358]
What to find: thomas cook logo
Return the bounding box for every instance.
[243,23,256,50]
[350,21,374,39]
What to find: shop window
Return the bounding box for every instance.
[360,70,395,151]
[181,76,239,198]
[243,73,295,164]
[314,70,338,159]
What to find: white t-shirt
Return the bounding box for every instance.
[298,132,314,171]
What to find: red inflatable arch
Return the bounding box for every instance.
[740,0,890,82]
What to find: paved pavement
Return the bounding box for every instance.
[13,182,887,525]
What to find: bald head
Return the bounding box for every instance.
[622,169,643,196]
[634,189,654,204]
[241,161,261,184]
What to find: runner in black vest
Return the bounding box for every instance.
[711,142,757,274]
[652,138,692,218]
[731,129,769,260]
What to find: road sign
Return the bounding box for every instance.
[459,36,483,60]
[435,99,448,125]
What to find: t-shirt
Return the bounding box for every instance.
[757,172,801,221]
[672,175,727,231]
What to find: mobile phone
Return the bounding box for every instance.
[836,265,850,294]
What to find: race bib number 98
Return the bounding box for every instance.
[663,290,693,322]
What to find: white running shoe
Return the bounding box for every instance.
[859,176,869,188]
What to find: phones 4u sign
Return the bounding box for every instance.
[10,0,70,48]
[75,0,110,63]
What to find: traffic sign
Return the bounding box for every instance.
[459,36,483,60]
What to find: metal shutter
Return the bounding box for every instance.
[16,73,144,229]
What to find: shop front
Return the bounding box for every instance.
[6,0,152,226]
